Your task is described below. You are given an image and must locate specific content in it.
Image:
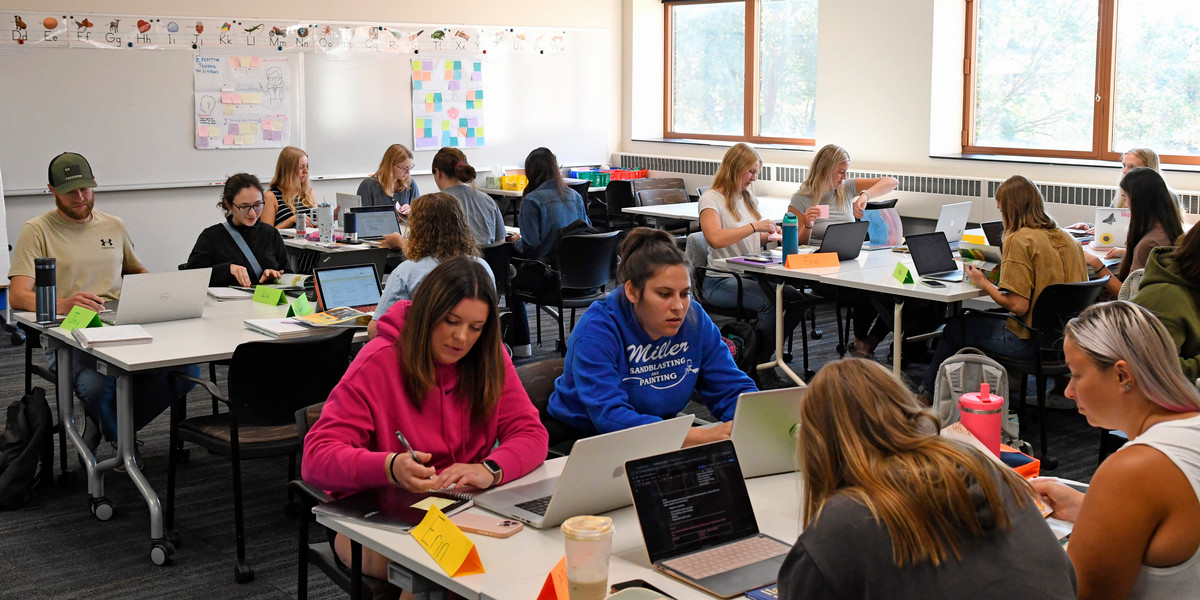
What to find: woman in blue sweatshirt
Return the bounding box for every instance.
[547,228,757,447]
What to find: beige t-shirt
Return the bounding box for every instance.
[698,189,763,278]
[997,227,1087,338]
[9,209,143,302]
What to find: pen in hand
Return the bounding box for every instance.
[395,430,423,465]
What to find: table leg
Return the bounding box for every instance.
[53,343,106,498]
[114,371,165,540]
[754,281,805,387]
[892,298,905,376]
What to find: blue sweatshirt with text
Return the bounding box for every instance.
[547,287,757,434]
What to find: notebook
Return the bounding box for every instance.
[103,268,211,325]
[473,415,693,529]
[729,388,805,478]
[71,324,153,348]
[625,440,791,598]
[906,231,964,282]
[312,263,382,313]
[312,485,474,534]
[1093,207,1130,248]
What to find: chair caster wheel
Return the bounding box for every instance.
[811,328,822,340]
[90,497,116,521]
[234,563,255,583]
[165,531,183,549]
[150,540,175,566]
[59,470,78,486]
[782,353,793,363]
[804,370,816,381]
[835,344,847,356]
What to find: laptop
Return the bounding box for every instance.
[315,248,390,282]
[906,231,964,282]
[798,220,870,261]
[351,208,401,241]
[103,268,211,325]
[1094,207,1130,248]
[625,440,792,598]
[934,201,973,249]
[729,388,805,478]
[981,220,1004,248]
[312,264,383,313]
[474,415,693,529]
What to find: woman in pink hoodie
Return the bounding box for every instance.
[303,256,549,579]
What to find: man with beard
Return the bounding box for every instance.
[8,152,192,461]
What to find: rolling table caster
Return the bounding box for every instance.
[90,497,116,521]
[150,538,176,566]
[234,563,255,583]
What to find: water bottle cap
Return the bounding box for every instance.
[783,213,798,224]
[980,383,989,397]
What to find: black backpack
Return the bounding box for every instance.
[720,321,763,378]
[0,387,54,509]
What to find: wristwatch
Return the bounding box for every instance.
[482,459,503,487]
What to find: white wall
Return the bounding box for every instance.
[1,0,622,272]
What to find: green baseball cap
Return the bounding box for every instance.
[47,152,97,194]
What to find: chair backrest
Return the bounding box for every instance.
[567,180,591,203]
[480,241,515,296]
[636,188,690,208]
[556,231,622,290]
[515,357,565,414]
[684,232,710,301]
[1029,277,1110,351]
[1117,268,1146,301]
[631,177,686,196]
[605,180,636,214]
[697,185,711,197]
[228,328,355,425]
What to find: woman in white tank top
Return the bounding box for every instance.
[1032,301,1200,599]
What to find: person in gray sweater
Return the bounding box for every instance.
[430,146,506,246]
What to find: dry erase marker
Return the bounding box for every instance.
[395,430,423,464]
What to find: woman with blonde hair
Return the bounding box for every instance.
[262,146,316,229]
[1033,301,1200,599]
[779,358,1077,598]
[788,144,898,246]
[357,143,419,212]
[918,175,1087,398]
[698,143,800,379]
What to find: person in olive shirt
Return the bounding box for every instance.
[185,173,289,287]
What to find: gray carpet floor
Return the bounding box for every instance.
[0,300,1105,599]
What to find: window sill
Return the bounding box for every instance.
[931,152,1200,175]
[630,137,815,152]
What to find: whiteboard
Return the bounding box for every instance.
[0,47,301,194]
[304,27,610,177]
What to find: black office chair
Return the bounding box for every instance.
[635,187,694,240]
[601,180,638,232]
[515,358,585,457]
[481,241,516,349]
[961,277,1109,469]
[511,231,622,355]
[165,328,355,582]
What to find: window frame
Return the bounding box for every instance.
[663,0,816,146]
[961,0,1200,166]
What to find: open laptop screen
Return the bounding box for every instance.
[627,440,758,562]
[355,211,401,239]
[906,231,958,277]
[313,264,381,310]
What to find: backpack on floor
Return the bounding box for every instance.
[930,347,1021,443]
[0,387,54,509]
[720,321,763,378]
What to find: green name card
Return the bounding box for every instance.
[893,263,914,284]
[252,285,286,306]
[61,306,103,331]
[286,293,313,317]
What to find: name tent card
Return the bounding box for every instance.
[252,285,286,306]
[785,252,839,269]
[893,263,914,284]
[60,306,102,331]
[411,505,484,577]
[536,557,569,600]
[286,294,313,317]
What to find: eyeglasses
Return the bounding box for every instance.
[394,163,413,173]
[233,201,265,214]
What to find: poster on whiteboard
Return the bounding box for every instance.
[411,58,484,151]
[193,54,292,149]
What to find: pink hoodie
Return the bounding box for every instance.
[302,301,548,494]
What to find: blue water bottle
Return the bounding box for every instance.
[782,213,799,259]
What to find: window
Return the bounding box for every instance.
[665,0,818,145]
[963,0,1200,164]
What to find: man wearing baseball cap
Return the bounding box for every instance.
[8,152,194,461]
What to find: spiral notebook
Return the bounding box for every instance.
[312,485,474,534]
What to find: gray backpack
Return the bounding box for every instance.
[931,347,1021,442]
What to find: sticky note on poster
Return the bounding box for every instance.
[411,505,484,577]
[242,93,262,104]
[250,57,261,67]
[208,125,219,138]
[223,134,235,145]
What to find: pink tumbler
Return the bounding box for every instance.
[959,383,1003,457]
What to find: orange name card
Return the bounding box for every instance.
[536,557,569,600]
[785,252,840,269]
[411,505,484,577]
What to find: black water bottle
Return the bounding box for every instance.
[343,212,358,243]
[34,257,56,324]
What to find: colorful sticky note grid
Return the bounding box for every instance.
[411,506,484,577]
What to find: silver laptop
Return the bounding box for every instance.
[474,415,693,529]
[626,440,791,598]
[935,201,973,249]
[105,268,211,325]
[730,388,805,479]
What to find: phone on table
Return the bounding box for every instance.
[743,253,775,264]
[448,513,524,538]
[921,279,946,288]
[610,579,674,598]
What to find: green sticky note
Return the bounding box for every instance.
[415,118,424,129]
[252,285,286,306]
[893,263,914,284]
[60,306,103,331]
[286,294,313,317]
[425,92,434,103]
[442,120,451,130]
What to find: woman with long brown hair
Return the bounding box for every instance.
[303,256,548,581]
[262,145,317,229]
[780,358,1076,598]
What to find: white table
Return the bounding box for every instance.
[15,298,363,564]
[622,195,792,224]
[317,458,803,600]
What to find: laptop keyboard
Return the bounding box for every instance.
[515,495,552,516]
[662,535,790,580]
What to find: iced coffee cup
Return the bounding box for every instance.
[561,515,614,600]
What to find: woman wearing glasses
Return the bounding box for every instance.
[357,143,420,214]
[184,172,289,287]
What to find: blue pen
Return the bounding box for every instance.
[394,430,423,465]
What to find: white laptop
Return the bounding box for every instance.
[934,201,973,249]
[104,268,211,325]
[1093,207,1130,248]
[473,415,693,529]
[729,388,805,478]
